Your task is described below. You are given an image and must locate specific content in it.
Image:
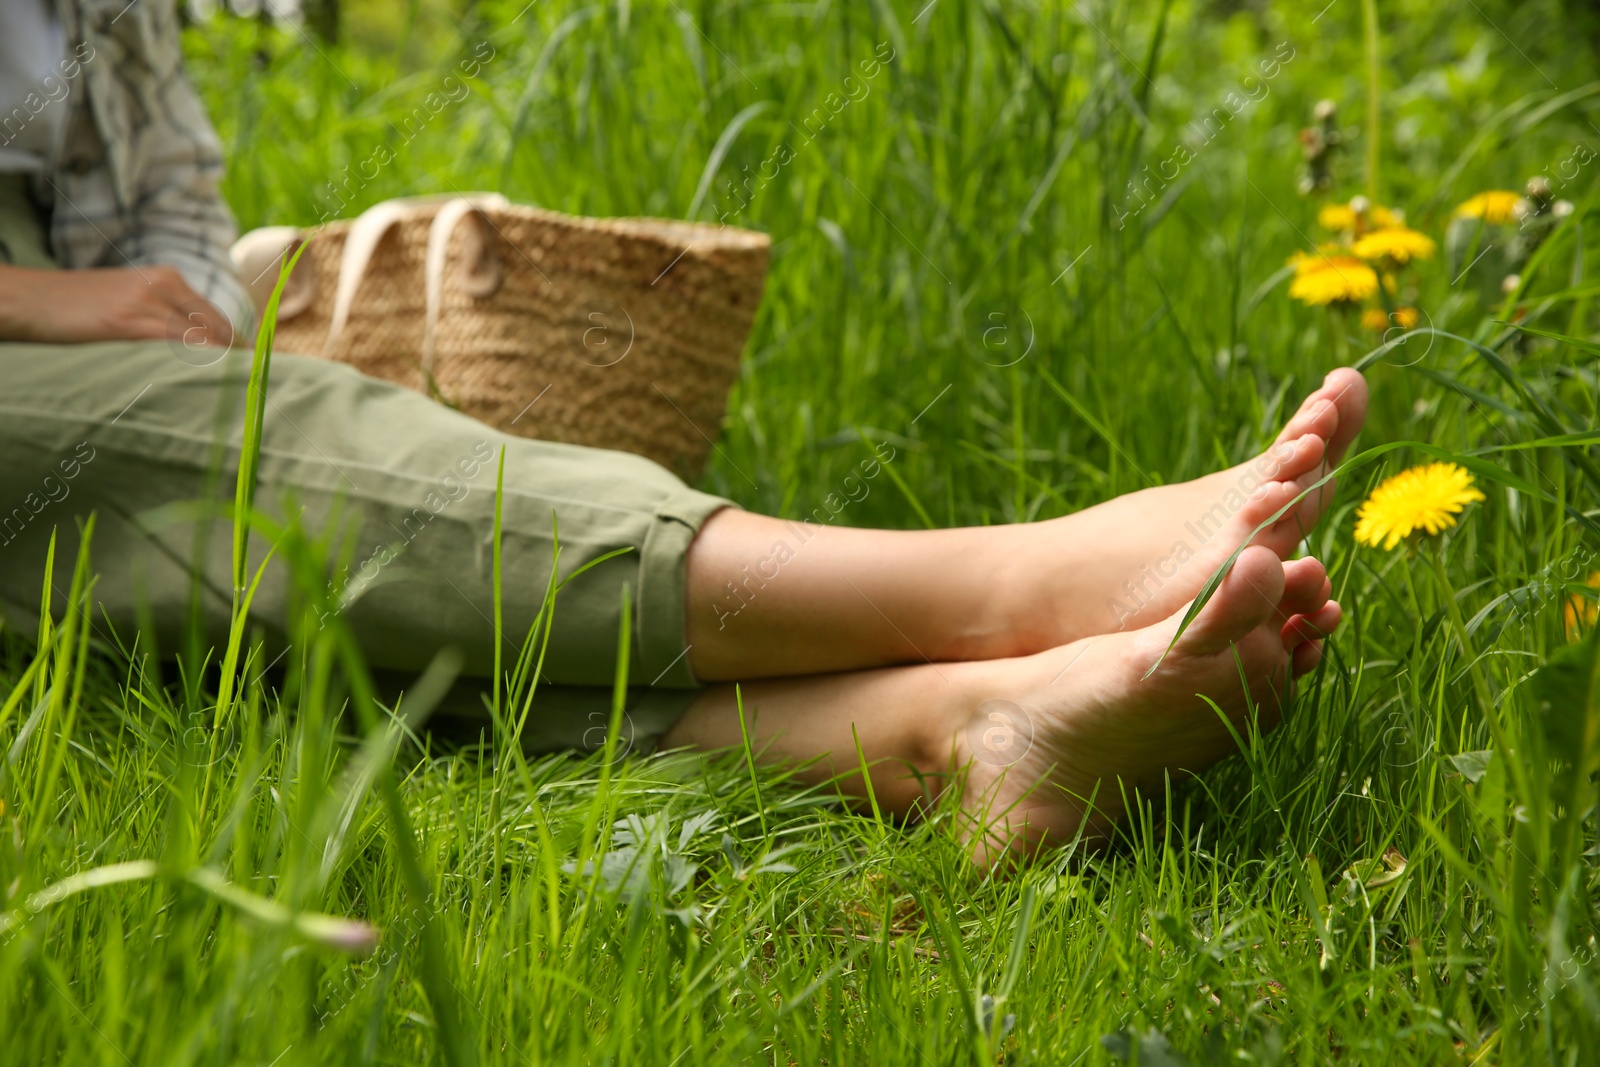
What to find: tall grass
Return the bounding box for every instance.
[2,0,1599,1062]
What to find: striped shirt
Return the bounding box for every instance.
[15,0,254,334]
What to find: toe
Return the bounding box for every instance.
[1292,638,1325,675]
[1283,600,1342,650]
[1179,545,1285,655]
[1238,480,1301,539]
[1279,557,1331,618]
[1281,463,1340,542]
[1263,432,1328,482]
[1240,479,1328,555]
[1321,368,1369,464]
[1275,394,1339,450]
[1272,367,1368,467]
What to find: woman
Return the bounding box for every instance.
[0,0,1359,863]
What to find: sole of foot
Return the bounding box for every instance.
[958,544,1341,867]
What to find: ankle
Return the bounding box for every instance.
[906,528,1028,661]
[903,659,1009,784]
[978,520,1093,657]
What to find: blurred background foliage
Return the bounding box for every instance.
[181,0,1599,527]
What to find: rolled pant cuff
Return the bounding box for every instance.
[636,487,735,690]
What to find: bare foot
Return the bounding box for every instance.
[988,368,1365,653]
[955,545,1340,866]
[1150,365,1369,557]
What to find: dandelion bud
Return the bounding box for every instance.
[1298,102,1342,194]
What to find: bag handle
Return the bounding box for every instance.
[323,192,509,359]
[422,196,507,373]
[322,200,416,357]
[229,225,315,319]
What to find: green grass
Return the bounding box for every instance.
[5,0,1600,1062]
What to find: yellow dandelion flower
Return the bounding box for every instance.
[1318,203,1357,232]
[1352,226,1436,265]
[1354,462,1485,550]
[1287,243,1347,272]
[1361,306,1420,332]
[1288,254,1379,306]
[1563,571,1600,641]
[1318,200,1401,233]
[1455,190,1525,225]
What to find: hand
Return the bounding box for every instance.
[0,264,235,348]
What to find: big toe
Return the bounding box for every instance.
[1322,367,1368,463]
[1272,368,1368,467]
[1176,545,1284,656]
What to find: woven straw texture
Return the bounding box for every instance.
[269,204,769,481]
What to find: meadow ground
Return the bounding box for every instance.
[4,0,1600,1063]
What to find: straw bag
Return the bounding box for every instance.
[230,194,770,481]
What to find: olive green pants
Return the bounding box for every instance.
[0,175,730,752]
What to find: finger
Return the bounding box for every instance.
[147,265,204,307]
[144,268,235,346]
[108,300,182,342]
[163,298,236,349]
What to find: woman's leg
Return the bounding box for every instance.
[0,339,725,701]
[667,544,1340,863]
[0,329,1358,790]
[685,367,1365,681]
